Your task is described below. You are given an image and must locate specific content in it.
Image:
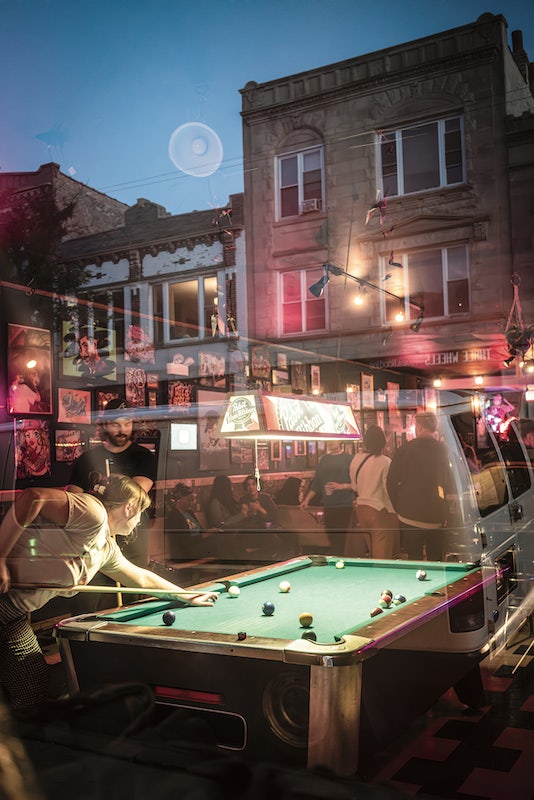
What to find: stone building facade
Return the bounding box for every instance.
[240,12,534,391]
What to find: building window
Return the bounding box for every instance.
[277,146,324,219]
[281,268,326,335]
[378,116,465,196]
[152,271,237,344]
[382,244,469,322]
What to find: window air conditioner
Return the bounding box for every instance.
[300,198,321,214]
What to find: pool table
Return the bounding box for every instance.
[55,555,488,775]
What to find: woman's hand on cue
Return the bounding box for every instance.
[187,592,218,606]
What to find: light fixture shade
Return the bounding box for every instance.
[309,274,329,297]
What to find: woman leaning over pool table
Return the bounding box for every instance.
[0,474,217,708]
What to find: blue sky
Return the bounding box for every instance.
[2,0,533,216]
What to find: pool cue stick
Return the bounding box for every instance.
[105,458,123,607]
[11,584,214,599]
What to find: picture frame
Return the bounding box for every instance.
[168,380,195,412]
[272,368,289,386]
[61,321,117,381]
[55,429,84,462]
[310,365,321,394]
[198,351,226,388]
[362,373,374,409]
[58,388,92,425]
[270,440,282,461]
[7,324,52,415]
[294,440,306,457]
[291,363,308,394]
[387,381,401,424]
[198,389,230,470]
[15,418,51,481]
[97,390,120,412]
[125,366,147,407]
[250,345,271,379]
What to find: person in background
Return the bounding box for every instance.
[0,475,217,708]
[300,441,354,555]
[66,399,157,610]
[274,476,302,506]
[486,392,515,435]
[349,425,399,559]
[518,418,534,461]
[206,475,249,531]
[167,482,202,534]
[240,475,278,529]
[387,411,452,561]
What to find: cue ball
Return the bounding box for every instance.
[162,610,176,626]
[416,569,427,581]
[228,585,240,597]
[302,630,317,641]
[262,601,275,616]
[279,581,291,593]
[299,612,313,628]
[336,560,345,569]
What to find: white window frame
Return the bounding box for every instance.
[379,244,470,322]
[279,268,328,337]
[276,145,325,220]
[377,115,465,197]
[150,269,236,344]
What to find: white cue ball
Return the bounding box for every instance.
[228,585,240,597]
[336,560,345,569]
[279,581,291,593]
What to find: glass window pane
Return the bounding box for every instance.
[403,123,439,193]
[381,133,398,196]
[306,297,325,331]
[280,156,298,188]
[282,302,302,334]
[282,272,301,303]
[153,284,163,343]
[281,185,299,217]
[447,245,467,279]
[408,249,443,317]
[169,279,198,339]
[448,279,469,314]
[203,275,218,337]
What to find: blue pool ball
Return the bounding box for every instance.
[228,585,240,597]
[262,601,275,616]
[416,569,428,581]
[393,594,407,605]
[162,610,176,626]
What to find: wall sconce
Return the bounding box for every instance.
[432,378,442,388]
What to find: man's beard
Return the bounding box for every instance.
[105,431,131,448]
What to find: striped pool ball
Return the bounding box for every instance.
[393,594,406,605]
[416,570,428,581]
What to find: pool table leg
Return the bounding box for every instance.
[307,662,362,776]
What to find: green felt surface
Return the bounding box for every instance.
[98,557,475,644]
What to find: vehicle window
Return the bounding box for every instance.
[450,411,509,517]
[495,422,532,499]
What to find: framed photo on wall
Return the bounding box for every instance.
[15,419,51,481]
[270,440,282,461]
[61,321,117,381]
[198,389,230,470]
[55,429,84,462]
[58,388,91,425]
[362,373,374,409]
[7,324,52,415]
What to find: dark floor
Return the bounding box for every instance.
[25,560,534,800]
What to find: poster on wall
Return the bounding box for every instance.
[15,419,51,480]
[55,429,84,462]
[362,374,374,409]
[61,322,117,381]
[168,380,195,411]
[250,346,271,379]
[58,388,91,425]
[7,324,52,415]
[198,389,230,471]
[387,381,402,426]
[126,367,147,407]
[198,351,226,388]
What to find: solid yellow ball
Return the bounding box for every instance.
[299,612,313,628]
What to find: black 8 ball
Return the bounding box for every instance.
[162,610,176,626]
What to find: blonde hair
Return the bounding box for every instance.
[90,474,151,515]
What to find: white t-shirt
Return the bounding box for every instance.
[350,453,394,513]
[8,492,126,613]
